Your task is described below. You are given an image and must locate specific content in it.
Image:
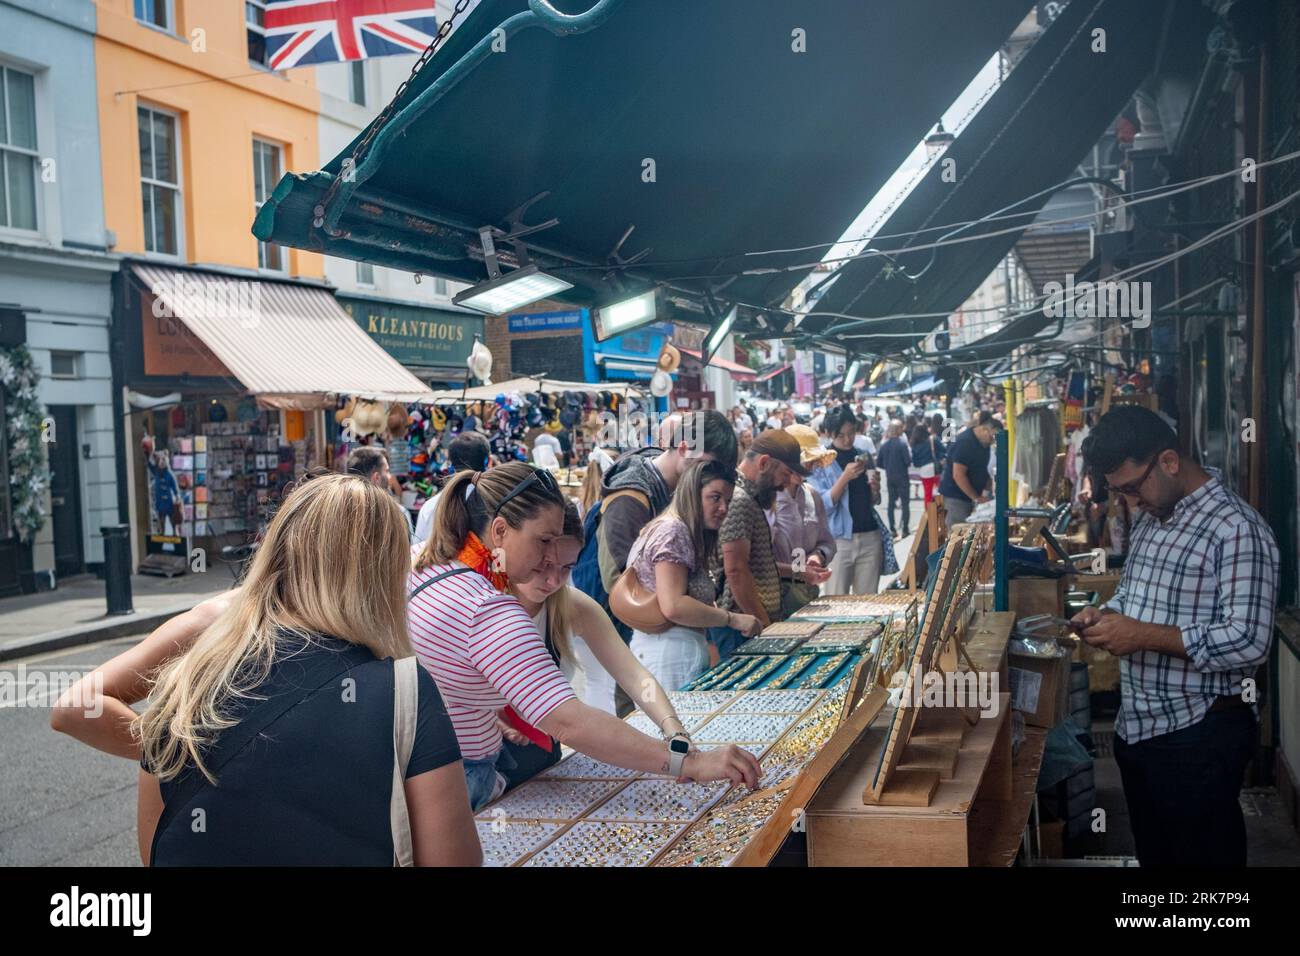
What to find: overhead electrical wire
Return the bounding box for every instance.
[825,187,1299,363]
[543,146,1300,287]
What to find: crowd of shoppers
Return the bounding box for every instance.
[51,395,1014,866]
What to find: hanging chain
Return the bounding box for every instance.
[313,0,477,231]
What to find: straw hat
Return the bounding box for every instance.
[349,399,389,437]
[657,342,681,373]
[784,423,835,470]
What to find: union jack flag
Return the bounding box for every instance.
[264,0,477,71]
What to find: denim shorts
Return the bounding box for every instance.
[707,625,747,661]
[462,746,519,812]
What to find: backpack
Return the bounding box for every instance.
[571,488,651,620]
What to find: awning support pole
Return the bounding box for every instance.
[995,428,1009,612]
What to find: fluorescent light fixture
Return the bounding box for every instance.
[453,264,572,314]
[594,289,659,341]
[702,305,738,363]
[844,360,863,390]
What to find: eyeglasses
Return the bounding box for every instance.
[1107,453,1162,497]
[493,467,562,517]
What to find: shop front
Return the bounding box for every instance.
[338,293,483,389]
[115,262,432,574]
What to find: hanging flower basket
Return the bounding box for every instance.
[1,344,50,542]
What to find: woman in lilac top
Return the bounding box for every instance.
[625,460,761,690]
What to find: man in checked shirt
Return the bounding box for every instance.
[1071,406,1279,866]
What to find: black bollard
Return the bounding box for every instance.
[100,524,134,616]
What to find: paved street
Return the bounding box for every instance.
[0,571,232,661]
[1,637,144,867]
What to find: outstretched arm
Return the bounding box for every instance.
[51,591,237,759]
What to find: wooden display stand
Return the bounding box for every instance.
[900,498,945,589]
[806,611,1038,866]
[808,694,1012,865]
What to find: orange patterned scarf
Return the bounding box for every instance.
[456,531,509,592]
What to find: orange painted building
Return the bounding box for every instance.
[93,0,323,276]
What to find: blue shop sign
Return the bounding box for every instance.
[509,310,585,333]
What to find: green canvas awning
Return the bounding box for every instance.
[795,0,1191,358]
[255,0,1032,318]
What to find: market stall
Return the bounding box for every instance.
[364,377,647,527]
[472,525,1051,867]
[117,262,433,574]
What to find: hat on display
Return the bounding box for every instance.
[657,342,681,373]
[347,399,388,437]
[387,403,409,436]
[649,369,672,398]
[560,404,581,428]
[467,339,493,384]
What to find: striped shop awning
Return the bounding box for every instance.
[132,264,434,407]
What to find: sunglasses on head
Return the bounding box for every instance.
[493,467,562,517]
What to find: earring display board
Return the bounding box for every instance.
[475,684,845,866]
[758,620,824,638]
[667,690,738,713]
[792,591,919,622]
[734,635,810,656]
[684,651,862,693]
[623,712,710,736]
[798,619,886,654]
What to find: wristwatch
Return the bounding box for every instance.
[666,734,691,778]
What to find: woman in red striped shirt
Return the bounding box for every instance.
[408,462,761,810]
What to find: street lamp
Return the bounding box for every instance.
[924,120,955,160]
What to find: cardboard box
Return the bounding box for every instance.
[1008,648,1070,728]
[1010,576,1067,618]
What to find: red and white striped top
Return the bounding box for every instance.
[407,556,576,760]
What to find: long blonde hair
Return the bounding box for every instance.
[578,457,604,516]
[544,499,585,663]
[136,473,413,783]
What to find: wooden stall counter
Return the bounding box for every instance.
[806,693,1046,867]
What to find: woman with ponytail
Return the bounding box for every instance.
[409,462,761,810]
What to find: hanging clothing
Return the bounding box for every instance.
[1012,405,1061,491]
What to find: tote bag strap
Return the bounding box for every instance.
[408,564,475,601]
[390,656,420,867]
